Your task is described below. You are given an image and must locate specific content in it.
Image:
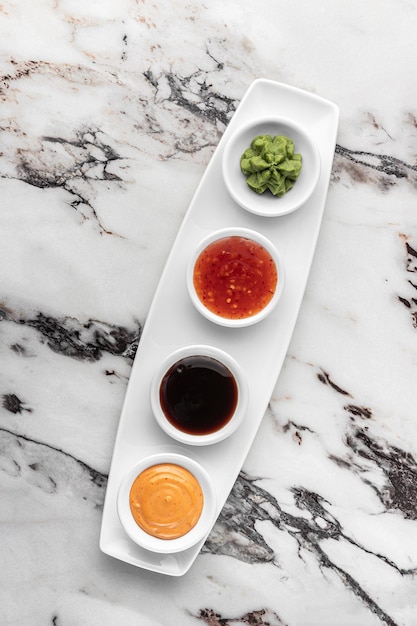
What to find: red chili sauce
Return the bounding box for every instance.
[193,236,278,320]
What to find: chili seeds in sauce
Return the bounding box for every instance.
[193,235,277,319]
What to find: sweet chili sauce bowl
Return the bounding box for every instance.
[186,227,285,328]
[150,344,248,446]
[222,116,320,217]
[117,452,217,554]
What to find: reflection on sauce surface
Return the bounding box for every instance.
[160,355,238,435]
[193,236,277,319]
[129,463,204,539]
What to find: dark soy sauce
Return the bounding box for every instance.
[159,355,238,435]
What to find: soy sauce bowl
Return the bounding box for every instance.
[222,117,320,217]
[186,227,285,328]
[150,345,249,446]
[117,452,217,554]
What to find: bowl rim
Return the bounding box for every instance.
[186,226,285,327]
[150,344,249,445]
[117,452,217,554]
[222,115,321,217]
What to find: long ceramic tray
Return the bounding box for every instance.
[100,79,339,576]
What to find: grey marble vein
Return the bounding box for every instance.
[0,307,140,362]
[0,428,106,507]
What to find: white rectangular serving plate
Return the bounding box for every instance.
[100,79,339,576]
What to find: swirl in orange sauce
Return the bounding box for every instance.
[129,463,204,540]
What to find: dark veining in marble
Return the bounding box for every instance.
[316,368,352,396]
[2,393,32,414]
[2,372,413,625]
[0,427,106,508]
[336,145,414,177]
[344,403,373,420]
[121,34,128,61]
[196,608,288,626]
[5,400,410,626]
[165,72,236,127]
[0,58,40,93]
[203,472,275,565]
[0,306,140,362]
[203,472,406,626]
[0,84,127,234]
[281,418,314,446]
[405,240,417,273]
[10,343,28,356]
[398,235,417,328]
[346,426,417,521]
[334,144,417,191]
[144,60,237,129]
[143,63,238,162]
[42,133,122,181]
[15,128,124,235]
[202,368,417,625]
[317,370,417,521]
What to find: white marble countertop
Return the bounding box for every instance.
[1,1,417,625]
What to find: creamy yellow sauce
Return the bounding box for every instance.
[129,463,204,540]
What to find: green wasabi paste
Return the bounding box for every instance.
[240,134,302,196]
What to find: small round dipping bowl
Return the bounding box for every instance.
[222,116,320,217]
[117,453,216,554]
[150,344,248,446]
[187,227,285,328]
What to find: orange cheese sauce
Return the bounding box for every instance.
[193,236,277,319]
[129,463,204,540]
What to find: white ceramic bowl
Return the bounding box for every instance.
[222,116,320,216]
[150,345,248,445]
[117,453,217,554]
[186,227,285,328]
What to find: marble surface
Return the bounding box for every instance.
[1,1,417,625]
